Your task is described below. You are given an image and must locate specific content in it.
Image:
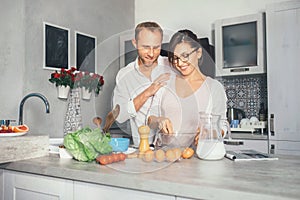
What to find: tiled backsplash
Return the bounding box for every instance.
[218,74,268,119]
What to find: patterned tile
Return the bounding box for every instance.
[219,74,268,119]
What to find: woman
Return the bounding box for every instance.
[148,30,227,147]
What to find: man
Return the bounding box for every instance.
[113,22,175,146]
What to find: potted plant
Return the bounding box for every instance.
[94,73,105,96]
[49,67,76,99]
[75,71,104,100]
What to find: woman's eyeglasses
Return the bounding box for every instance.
[173,48,198,64]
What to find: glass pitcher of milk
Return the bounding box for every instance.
[196,112,227,160]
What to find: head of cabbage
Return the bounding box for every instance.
[64,127,112,162]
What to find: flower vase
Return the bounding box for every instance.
[81,87,92,100]
[57,85,70,99]
[63,88,83,135]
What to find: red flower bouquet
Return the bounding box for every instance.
[74,71,104,95]
[49,67,77,89]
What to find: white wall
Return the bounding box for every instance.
[135,0,289,42]
[0,0,134,138]
[0,0,25,120]
[1,0,291,138]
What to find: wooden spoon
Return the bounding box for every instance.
[93,117,102,129]
[103,104,120,133]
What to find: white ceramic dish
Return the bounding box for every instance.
[49,145,60,154]
[49,138,64,145]
[48,138,73,159]
[240,118,250,125]
[49,146,73,159]
[249,116,259,123]
[59,148,73,159]
[0,132,27,137]
[123,147,137,154]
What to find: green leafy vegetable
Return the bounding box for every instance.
[64,127,112,162]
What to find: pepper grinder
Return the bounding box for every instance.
[138,125,150,153]
[259,102,266,121]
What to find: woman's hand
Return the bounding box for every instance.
[145,73,170,97]
[133,73,170,112]
[158,117,173,134]
[194,127,200,146]
[148,115,174,134]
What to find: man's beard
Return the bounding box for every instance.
[138,56,158,68]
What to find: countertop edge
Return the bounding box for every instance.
[1,155,299,200]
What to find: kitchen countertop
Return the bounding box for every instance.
[0,135,49,164]
[229,132,268,140]
[1,153,300,199]
[110,127,268,141]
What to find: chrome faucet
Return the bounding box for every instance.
[18,93,50,125]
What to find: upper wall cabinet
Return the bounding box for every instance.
[214,13,266,77]
[266,1,300,155]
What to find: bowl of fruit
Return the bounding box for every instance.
[0,123,29,137]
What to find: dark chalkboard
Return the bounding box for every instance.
[76,33,96,73]
[124,40,137,66]
[44,23,69,69]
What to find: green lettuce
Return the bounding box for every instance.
[63,127,112,162]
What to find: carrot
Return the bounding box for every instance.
[97,155,109,165]
[96,153,126,165]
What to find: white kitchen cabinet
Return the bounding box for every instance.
[3,170,73,200]
[0,169,3,200]
[225,139,269,153]
[266,1,300,155]
[74,181,174,200]
[3,170,176,200]
[269,140,300,156]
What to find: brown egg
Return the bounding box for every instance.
[143,149,154,162]
[165,149,176,162]
[155,149,165,162]
[182,147,194,159]
[172,148,182,161]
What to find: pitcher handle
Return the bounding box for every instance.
[221,119,231,140]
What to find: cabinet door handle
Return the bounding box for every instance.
[270,144,275,154]
[270,114,275,136]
